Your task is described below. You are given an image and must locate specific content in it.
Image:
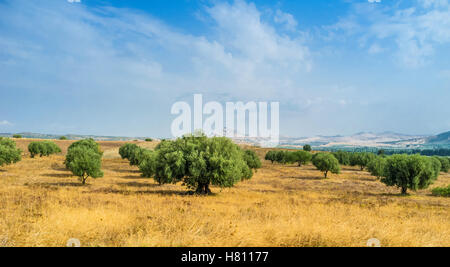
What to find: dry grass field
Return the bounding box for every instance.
[0,139,449,247]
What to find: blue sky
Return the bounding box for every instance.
[0,0,449,138]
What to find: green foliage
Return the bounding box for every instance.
[13,134,22,139]
[303,144,312,152]
[66,146,104,185]
[312,153,340,178]
[0,138,22,168]
[28,141,61,158]
[380,154,439,195]
[432,185,450,197]
[243,150,262,171]
[145,138,153,142]
[139,150,157,179]
[367,156,387,179]
[430,157,442,178]
[68,139,102,155]
[264,150,290,164]
[119,143,140,160]
[435,157,450,173]
[265,151,276,164]
[350,152,376,170]
[59,136,68,140]
[118,143,149,166]
[332,151,351,166]
[150,135,252,194]
[288,150,312,166]
[65,139,102,169]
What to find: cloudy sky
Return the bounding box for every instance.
[0,0,449,138]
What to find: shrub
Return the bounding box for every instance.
[303,144,312,152]
[66,146,103,185]
[367,156,387,179]
[0,138,22,168]
[151,134,252,194]
[312,153,340,178]
[13,134,22,139]
[432,185,450,197]
[59,136,68,140]
[145,138,153,142]
[380,154,438,195]
[28,141,61,158]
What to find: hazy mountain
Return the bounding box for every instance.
[426,131,450,144]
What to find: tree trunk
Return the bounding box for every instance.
[196,182,212,195]
[324,171,328,179]
[401,187,408,195]
[81,174,88,185]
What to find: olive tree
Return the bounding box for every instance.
[65,139,102,169]
[66,146,104,185]
[380,154,438,195]
[312,153,341,178]
[289,150,312,167]
[139,150,157,179]
[243,150,262,171]
[0,138,22,168]
[151,135,252,194]
[303,144,312,152]
[265,151,276,164]
[350,152,376,171]
[332,151,351,166]
[28,141,61,158]
[367,156,387,179]
[435,157,450,173]
[119,143,139,160]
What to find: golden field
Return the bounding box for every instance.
[0,139,449,247]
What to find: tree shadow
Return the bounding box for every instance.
[29,182,86,188]
[117,182,161,188]
[120,175,146,180]
[87,188,217,197]
[285,176,325,181]
[109,169,140,174]
[42,173,73,178]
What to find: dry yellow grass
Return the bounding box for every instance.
[0,139,449,247]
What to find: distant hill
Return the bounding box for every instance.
[426,131,450,144]
[0,132,156,142]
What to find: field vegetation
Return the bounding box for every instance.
[0,138,449,247]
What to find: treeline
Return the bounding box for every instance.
[320,147,450,157]
[119,135,261,194]
[265,149,449,195]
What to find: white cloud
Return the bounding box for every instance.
[274,9,298,31]
[0,0,311,105]
[67,0,81,3]
[368,0,382,3]
[0,120,12,126]
[329,0,450,68]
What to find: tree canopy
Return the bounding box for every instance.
[149,135,252,194]
[380,154,439,195]
[0,138,22,168]
[312,153,340,178]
